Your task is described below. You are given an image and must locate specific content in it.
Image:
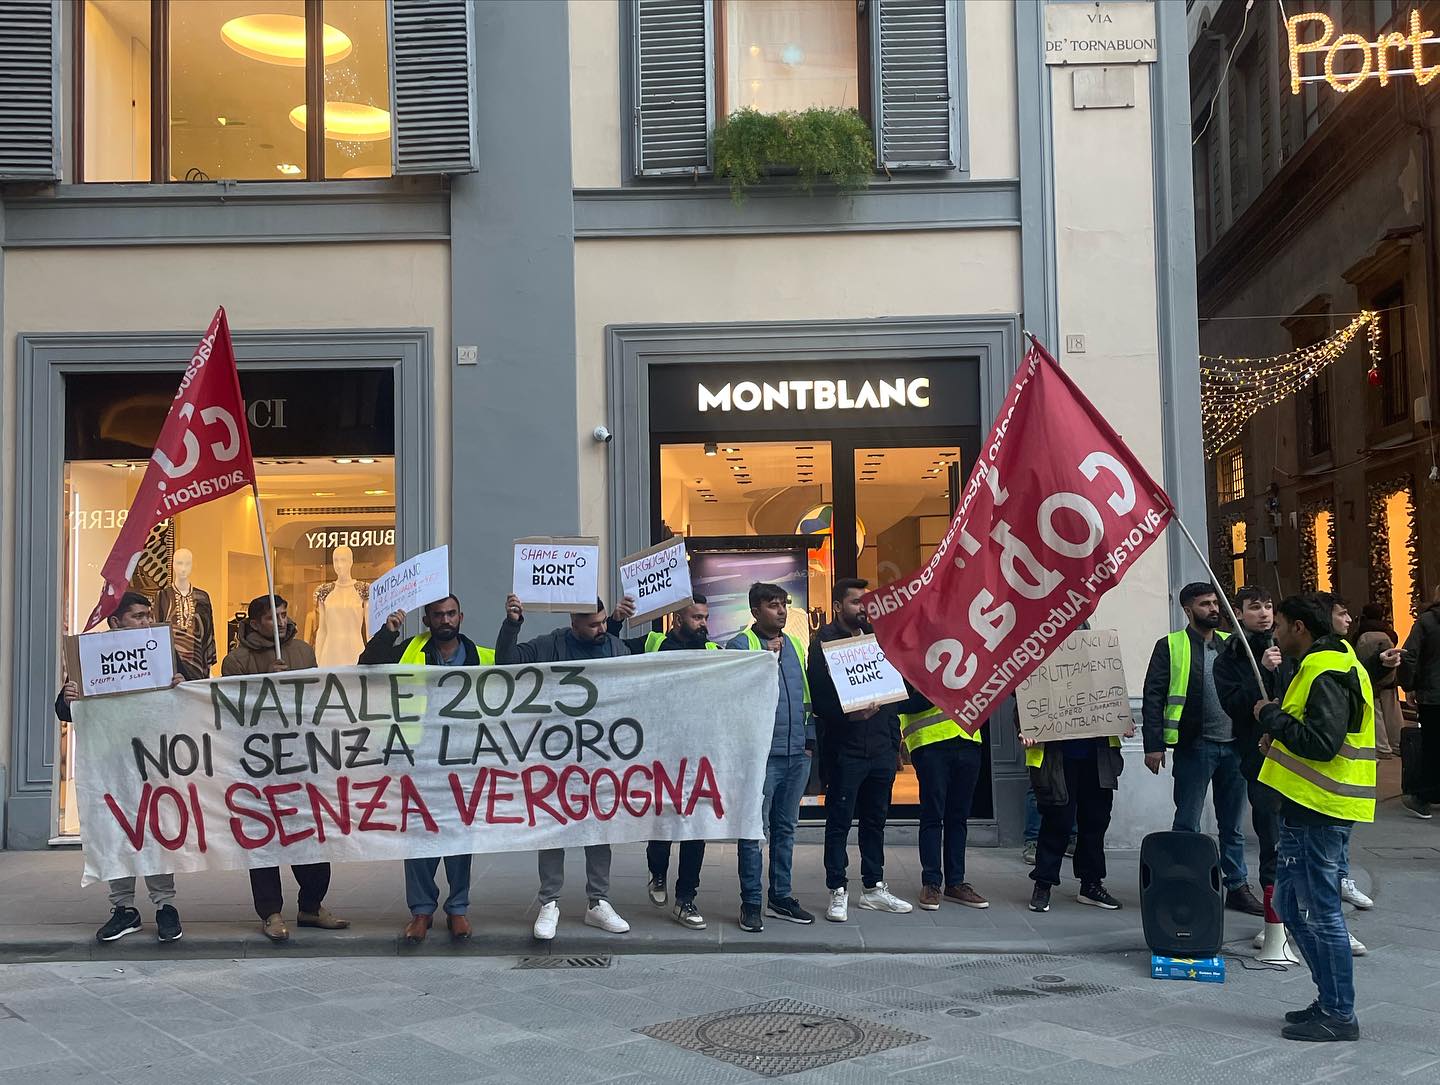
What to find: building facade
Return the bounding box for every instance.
[0,0,1200,852]
[1193,0,1440,645]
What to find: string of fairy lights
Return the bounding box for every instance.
[1199,310,1383,458]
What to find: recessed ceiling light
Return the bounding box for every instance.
[737,481,752,486]
[108,462,130,469]
[704,442,718,456]
[275,162,302,175]
[721,446,741,453]
[726,457,743,462]
[333,458,353,464]
[356,457,376,464]
[312,491,336,497]
[290,102,392,142]
[364,488,388,496]
[221,14,352,66]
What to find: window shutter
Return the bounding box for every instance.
[388,0,478,175]
[632,0,713,177]
[873,0,958,171]
[0,0,61,182]
[1258,13,1274,181]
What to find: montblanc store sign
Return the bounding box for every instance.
[698,377,931,413]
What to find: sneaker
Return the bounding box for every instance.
[647,876,667,907]
[261,913,289,943]
[155,905,182,943]
[1281,1013,1359,1042]
[859,882,912,914]
[1340,878,1374,910]
[944,883,990,909]
[1252,930,1266,950]
[533,900,559,941]
[918,885,942,911]
[1226,885,1267,917]
[1078,883,1122,910]
[1065,835,1077,858]
[585,899,630,934]
[1285,1001,1323,1025]
[1349,932,1367,956]
[672,899,706,930]
[739,903,764,932]
[826,887,849,923]
[1029,883,1051,913]
[1402,794,1434,819]
[1021,840,1037,866]
[766,896,815,924]
[96,906,142,943]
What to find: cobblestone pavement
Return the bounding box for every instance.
[1,945,1437,1084]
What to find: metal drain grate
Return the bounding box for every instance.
[513,955,612,970]
[637,998,926,1077]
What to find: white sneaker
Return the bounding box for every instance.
[534,900,559,941]
[1340,878,1374,910]
[858,882,914,914]
[1252,930,1265,950]
[584,899,630,934]
[1349,932,1367,956]
[826,887,849,923]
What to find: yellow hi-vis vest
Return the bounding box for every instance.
[1163,628,1229,746]
[643,632,720,652]
[398,632,495,666]
[899,705,980,753]
[1258,642,1377,823]
[1025,735,1123,768]
[740,628,810,704]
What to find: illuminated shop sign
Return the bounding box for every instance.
[1287,9,1439,93]
[698,377,931,413]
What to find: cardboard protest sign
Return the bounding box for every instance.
[513,536,600,613]
[1015,628,1132,742]
[64,626,176,698]
[368,544,450,635]
[618,538,693,624]
[73,652,776,884]
[821,634,909,712]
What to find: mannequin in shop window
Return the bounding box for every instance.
[312,545,369,667]
[155,548,217,676]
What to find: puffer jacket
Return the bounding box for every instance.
[221,619,318,675]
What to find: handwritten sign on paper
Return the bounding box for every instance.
[64,625,176,698]
[1016,628,1133,742]
[367,545,451,635]
[618,538,693,624]
[821,634,909,713]
[513,536,600,613]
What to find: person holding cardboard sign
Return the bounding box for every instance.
[56,590,195,944]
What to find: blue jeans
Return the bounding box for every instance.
[738,752,810,906]
[1171,739,1250,890]
[405,854,472,916]
[1275,820,1355,1022]
[1337,825,1350,879]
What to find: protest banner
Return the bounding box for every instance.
[513,536,600,613]
[368,545,451,635]
[1015,628,1133,741]
[864,337,1173,733]
[821,634,909,713]
[73,651,776,884]
[64,626,176,698]
[618,538,693,624]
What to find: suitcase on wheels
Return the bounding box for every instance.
[1400,725,1425,796]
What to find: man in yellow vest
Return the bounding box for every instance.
[1256,593,1374,1042]
[359,595,493,945]
[608,592,720,930]
[1141,581,1266,917]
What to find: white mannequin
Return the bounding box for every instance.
[314,545,367,666]
[157,547,217,672]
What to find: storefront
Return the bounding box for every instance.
[606,317,1020,828]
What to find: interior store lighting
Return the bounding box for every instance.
[290,102,392,142]
[221,14,352,66]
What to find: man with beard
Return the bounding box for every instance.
[608,594,719,930]
[498,596,631,941]
[360,595,490,944]
[1213,586,1296,945]
[1142,582,1266,917]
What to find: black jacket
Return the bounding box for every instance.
[606,618,713,656]
[1141,626,1225,753]
[1257,634,1367,827]
[806,620,924,763]
[359,626,485,667]
[1399,603,1440,704]
[496,618,630,663]
[1213,628,1296,781]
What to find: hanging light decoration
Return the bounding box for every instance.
[1199,311,1382,458]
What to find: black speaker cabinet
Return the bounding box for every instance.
[1139,831,1224,957]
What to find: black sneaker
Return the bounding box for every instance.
[1285,1001,1322,1025]
[739,903,764,932]
[1282,1013,1359,1042]
[155,905,183,943]
[647,876,667,906]
[1402,794,1434,819]
[766,896,815,924]
[1029,884,1051,913]
[97,906,142,943]
[672,899,706,930]
[1078,883,1122,910]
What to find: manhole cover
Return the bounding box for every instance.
[513,955,611,970]
[637,998,926,1077]
[1033,975,1067,984]
[946,1007,982,1019]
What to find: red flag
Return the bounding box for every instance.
[84,308,256,629]
[863,337,1174,732]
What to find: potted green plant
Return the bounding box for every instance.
[713,107,875,205]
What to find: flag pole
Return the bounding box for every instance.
[1168,509,1270,696]
[251,482,284,662]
